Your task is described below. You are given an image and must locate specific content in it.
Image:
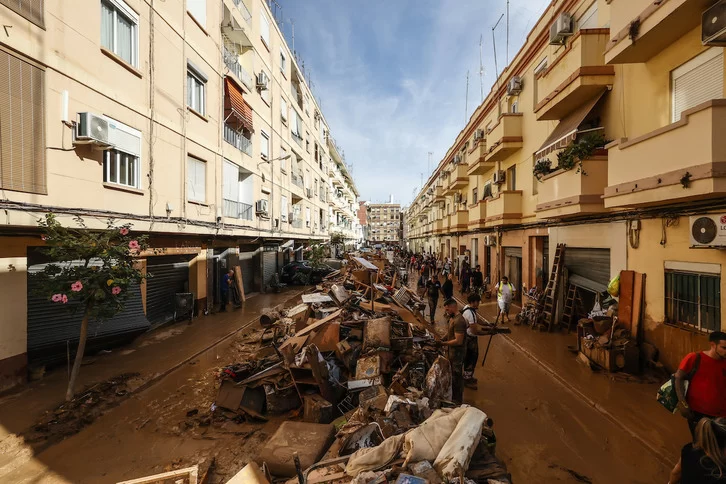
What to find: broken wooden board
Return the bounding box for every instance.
[116,466,199,484]
[233,266,246,302]
[296,309,343,337]
[279,334,310,363]
[287,303,311,332]
[352,257,379,271]
[226,462,270,484]
[302,294,334,304]
[309,322,340,352]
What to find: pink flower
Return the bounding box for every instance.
[112,286,121,295]
[61,295,68,304]
[51,294,63,302]
[128,240,140,250]
[119,228,129,236]
[71,281,83,292]
[41,235,47,241]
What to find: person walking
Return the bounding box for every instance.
[462,293,484,388]
[675,331,726,438]
[669,417,726,483]
[442,273,454,300]
[494,276,516,323]
[439,298,467,404]
[220,269,233,312]
[460,256,471,293]
[425,274,442,323]
[471,265,484,296]
[436,257,443,276]
[443,257,452,277]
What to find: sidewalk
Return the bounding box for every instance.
[448,284,689,465]
[0,288,306,465]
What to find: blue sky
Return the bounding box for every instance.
[275,0,550,205]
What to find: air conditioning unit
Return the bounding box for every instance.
[474,128,485,141]
[549,13,574,45]
[75,112,110,145]
[703,1,726,46]
[484,235,497,247]
[507,76,524,96]
[255,199,269,215]
[690,214,726,247]
[453,154,462,165]
[493,170,506,185]
[106,118,141,156]
[256,71,269,90]
[454,193,462,204]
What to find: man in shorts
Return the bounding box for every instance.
[494,276,515,324]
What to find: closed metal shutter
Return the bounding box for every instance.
[672,49,723,122]
[0,0,44,27]
[504,247,522,258]
[27,264,148,367]
[146,255,191,326]
[262,249,278,290]
[238,251,256,294]
[565,248,610,293]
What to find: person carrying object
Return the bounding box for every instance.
[494,276,516,324]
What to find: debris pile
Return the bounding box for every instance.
[213,253,511,483]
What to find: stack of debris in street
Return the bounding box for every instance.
[213,253,511,484]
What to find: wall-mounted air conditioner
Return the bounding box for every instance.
[549,13,574,45]
[493,170,506,185]
[256,71,269,90]
[703,1,726,46]
[507,76,523,96]
[474,129,485,141]
[453,154,462,165]
[690,214,726,247]
[484,235,497,247]
[75,112,111,146]
[255,199,269,216]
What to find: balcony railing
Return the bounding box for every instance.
[223,46,253,91]
[223,199,253,220]
[231,0,252,25]
[291,171,304,188]
[224,124,252,156]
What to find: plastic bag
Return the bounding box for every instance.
[607,274,620,297]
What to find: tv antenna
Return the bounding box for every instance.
[465,70,470,123]
[479,35,485,103]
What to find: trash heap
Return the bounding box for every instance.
[218,254,512,484]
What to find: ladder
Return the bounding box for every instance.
[540,243,566,331]
[561,283,583,332]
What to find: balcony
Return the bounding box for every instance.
[223,199,253,220]
[486,114,523,162]
[222,0,253,47]
[446,164,469,194]
[434,185,446,202]
[450,210,469,232]
[535,30,614,121]
[434,219,445,234]
[468,201,487,230]
[485,191,522,228]
[604,100,726,208]
[605,0,712,65]
[535,154,609,219]
[223,46,253,91]
[467,141,494,175]
[223,124,252,156]
[442,215,451,234]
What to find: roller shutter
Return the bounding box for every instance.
[238,251,256,294]
[503,247,522,258]
[27,262,148,367]
[146,255,192,326]
[671,49,723,122]
[565,248,610,293]
[262,248,278,290]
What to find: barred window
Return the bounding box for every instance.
[665,270,721,332]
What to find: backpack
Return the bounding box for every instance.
[656,352,701,414]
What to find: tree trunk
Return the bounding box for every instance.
[66,310,89,402]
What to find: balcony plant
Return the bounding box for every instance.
[555,132,609,175]
[533,158,553,181]
[34,214,149,401]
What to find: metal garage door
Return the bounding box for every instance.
[565,248,610,293]
[504,247,522,258]
[27,262,148,367]
[146,255,192,326]
[262,248,278,291]
[504,247,523,297]
[238,251,256,294]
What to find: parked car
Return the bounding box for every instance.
[280,261,335,284]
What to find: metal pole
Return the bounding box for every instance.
[506,0,510,65]
[465,70,470,124]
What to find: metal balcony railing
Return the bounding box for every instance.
[223,124,252,155]
[223,199,253,220]
[231,0,252,25]
[223,46,253,91]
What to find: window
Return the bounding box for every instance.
[187,62,207,115]
[510,101,518,113]
[306,132,310,152]
[305,207,311,227]
[280,97,288,124]
[507,165,517,191]
[1,0,44,27]
[665,265,721,332]
[280,146,287,171]
[472,187,478,203]
[281,196,289,221]
[186,0,206,28]
[483,183,493,198]
[260,12,270,47]
[671,49,724,122]
[187,156,206,203]
[0,49,46,194]
[280,48,287,74]
[260,69,271,105]
[101,0,138,67]
[578,1,598,30]
[260,130,269,160]
[104,149,139,188]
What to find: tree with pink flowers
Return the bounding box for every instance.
[34,214,149,401]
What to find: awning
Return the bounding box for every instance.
[224,78,254,132]
[535,90,607,159]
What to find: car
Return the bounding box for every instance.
[280,261,335,284]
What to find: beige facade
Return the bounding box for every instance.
[368,203,401,244]
[0,0,356,389]
[327,138,360,245]
[406,0,726,371]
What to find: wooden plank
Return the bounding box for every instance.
[296,309,343,337]
[631,272,645,343]
[233,265,246,302]
[116,466,199,484]
[618,270,635,333]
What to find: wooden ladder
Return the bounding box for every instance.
[561,283,583,333]
[540,243,566,331]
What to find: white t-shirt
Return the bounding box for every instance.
[462,305,477,336]
[496,282,514,303]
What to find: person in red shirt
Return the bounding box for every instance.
[675,331,726,438]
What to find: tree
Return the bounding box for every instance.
[34,214,148,401]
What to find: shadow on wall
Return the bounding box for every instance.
[646,322,710,372]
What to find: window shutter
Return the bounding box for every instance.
[260,12,270,45]
[0,0,44,27]
[0,48,46,194]
[187,156,206,202]
[672,49,724,122]
[222,160,239,202]
[187,0,206,27]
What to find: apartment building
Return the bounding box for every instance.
[0,0,354,390]
[405,0,726,371]
[368,202,401,245]
[327,137,360,247]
